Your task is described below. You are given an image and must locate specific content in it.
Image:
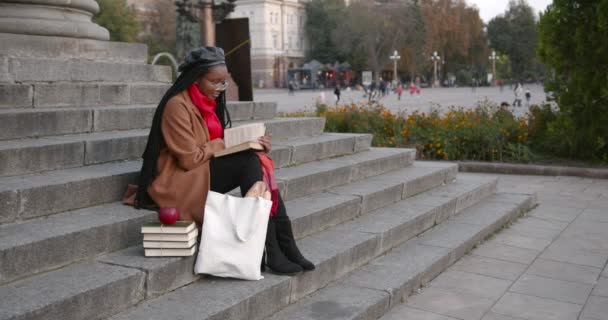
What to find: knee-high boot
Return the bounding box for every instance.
[274,216,315,271]
[264,218,302,275]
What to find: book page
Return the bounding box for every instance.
[223,123,266,148]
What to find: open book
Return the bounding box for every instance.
[214,122,266,157]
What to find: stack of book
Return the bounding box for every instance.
[141,221,198,257]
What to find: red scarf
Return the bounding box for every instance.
[187,84,223,140]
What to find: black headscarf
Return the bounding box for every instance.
[135,47,232,208]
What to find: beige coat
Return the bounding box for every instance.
[148,90,224,226]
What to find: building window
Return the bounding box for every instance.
[273,34,278,49]
[288,36,292,49]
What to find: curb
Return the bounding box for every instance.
[456,161,608,179]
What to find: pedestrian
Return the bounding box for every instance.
[525,89,531,107]
[288,81,295,96]
[369,82,377,102]
[409,82,416,96]
[513,82,523,107]
[334,86,341,105]
[396,83,403,100]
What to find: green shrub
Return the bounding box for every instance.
[316,102,532,162]
[94,0,140,43]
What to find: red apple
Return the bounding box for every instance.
[158,207,179,225]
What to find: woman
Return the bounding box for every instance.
[136,47,314,275]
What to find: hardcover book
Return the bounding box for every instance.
[143,238,197,249]
[142,228,199,242]
[144,245,196,257]
[140,221,196,234]
[214,122,266,157]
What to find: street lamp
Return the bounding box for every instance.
[389,50,401,85]
[431,51,441,88]
[489,50,499,86]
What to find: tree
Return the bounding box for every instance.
[537,0,608,160]
[94,0,140,42]
[141,0,177,57]
[420,0,488,84]
[487,0,538,80]
[333,0,423,81]
[399,0,427,81]
[304,0,347,63]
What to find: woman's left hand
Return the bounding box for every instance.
[258,134,272,153]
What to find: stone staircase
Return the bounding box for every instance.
[0,39,536,320]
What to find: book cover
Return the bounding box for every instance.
[140,221,195,234]
[144,245,196,257]
[143,238,197,249]
[143,228,199,242]
[215,122,266,157]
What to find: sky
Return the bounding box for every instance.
[467,0,553,22]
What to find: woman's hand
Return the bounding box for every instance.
[258,134,272,153]
[209,138,225,152]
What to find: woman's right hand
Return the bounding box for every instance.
[209,138,225,153]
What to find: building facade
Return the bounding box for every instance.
[228,0,308,88]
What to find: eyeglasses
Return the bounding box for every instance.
[204,78,229,91]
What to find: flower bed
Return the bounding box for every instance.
[316,103,533,162]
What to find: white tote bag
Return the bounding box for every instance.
[194,191,272,280]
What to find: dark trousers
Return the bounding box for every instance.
[209,151,287,218]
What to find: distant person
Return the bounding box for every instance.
[334,86,341,105]
[380,81,387,96]
[498,79,504,92]
[395,84,403,100]
[525,89,531,107]
[369,82,377,102]
[288,81,295,96]
[513,82,524,107]
[409,82,417,96]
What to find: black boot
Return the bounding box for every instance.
[264,218,302,275]
[274,216,315,271]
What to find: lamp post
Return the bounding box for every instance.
[389,50,401,85]
[431,51,441,88]
[489,50,499,86]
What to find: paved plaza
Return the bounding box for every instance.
[387,173,608,320]
[254,84,547,117]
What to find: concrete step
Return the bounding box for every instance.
[0,33,149,64]
[0,203,156,286]
[0,171,499,320]
[0,160,141,224]
[0,102,280,140]
[0,135,377,284]
[276,148,415,201]
[58,163,459,295]
[267,192,537,320]
[0,117,327,177]
[0,147,411,224]
[0,82,170,109]
[104,174,506,320]
[1,57,172,83]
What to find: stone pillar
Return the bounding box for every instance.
[199,1,215,46]
[0,0,109,40]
